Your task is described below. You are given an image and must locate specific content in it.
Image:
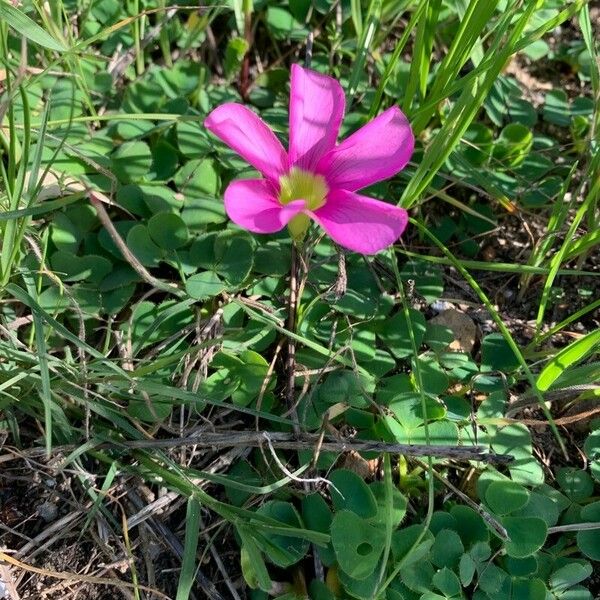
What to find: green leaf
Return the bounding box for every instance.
[378,309,426,359]
[0,1,66,51]
[433,567,462,598]
[176,121,213,159]
[330,469,378,519]
[128,397,172,422]
[151,139,179,180]
[460,553,476,587]
[400,560,435,594]
[536,330,600,392]
[289,0,311,21]
[431,529,464,569]
[424,323,454,353]
[330,510,385,580]
[301,494,335,566]
[492,123,533,168]
[126,224,163,267]
[51,251,112,284]
[308,580,336,600]
[337,563,382,600]
[478,563,508,595]
[224,37,249,80]
[266,6,307,40]
[369,481,407,529]
[549,561,593,593]
[410,419,458,446]
[450,506,489,548]
[254,241,291,276]
[50,212,81,253]
[214,231,254,288]
[413,353,449,395]
[577,501,600,561]
[556,468,594,503]
[238,526,272,591]
[462,123,494,165]
[230,350,272,407]
[185,271,225,300]
[485,481,529,516]
[224,461,262,506]
[513,490,561,527]
[319,370,364,407]
[147,213,189,251]
[197,369,238,403]
[255,501,309,567]
[522,39,549,60]
[111,141,153,183]
[400,260,444,303]
[481,333,520,372]
[174,158,220,198]
[543,89,571,126]
[504,555,538,577]
[391,524,434,566]
[511,577,547,600]
[503,517,547,558]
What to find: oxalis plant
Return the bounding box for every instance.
[204,59,424,596]
[198,53,599,599]
[0,1,599,599]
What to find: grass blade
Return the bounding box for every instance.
[0,0,66,51]
[176,498,202,600]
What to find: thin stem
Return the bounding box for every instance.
[285,242,300,434]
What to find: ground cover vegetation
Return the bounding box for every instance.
[0,0,599,598]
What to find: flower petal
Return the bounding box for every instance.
[289,64,345,171]
[317,106,414,192]
[224,179,306,233]
[205,103,287,181]
[311,189,408,254]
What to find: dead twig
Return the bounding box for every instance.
[89,192,184,298]
[2,432,513,464]
[0,551,170,599]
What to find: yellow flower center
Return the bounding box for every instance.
[278,167,328,241]
[279,167,328,210]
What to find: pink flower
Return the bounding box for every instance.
[204,64,414,255]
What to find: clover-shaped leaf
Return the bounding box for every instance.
[503,517,547,558]
[576,501,600,561]
[330,510,385,580]
[329,469,377,519]
[485,480,530,515]
[147,212,189,251]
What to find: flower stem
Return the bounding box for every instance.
[285,242,300,435]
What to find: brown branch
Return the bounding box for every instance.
[89,192,184,298]
[1,432,513,464]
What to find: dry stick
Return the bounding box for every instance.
[89,193,184,298]
[0,432,512,464]
[547,522,600,534]
[330,244,347,299]
[0,551,171,600]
